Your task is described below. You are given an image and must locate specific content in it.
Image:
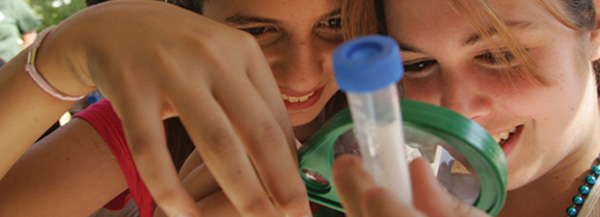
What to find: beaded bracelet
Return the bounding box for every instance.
[25,26,86,101]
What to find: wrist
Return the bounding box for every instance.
[31,25,96,100]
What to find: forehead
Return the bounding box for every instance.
[203,0,340,21]
[385,0,553,35]
[385,0,549,18]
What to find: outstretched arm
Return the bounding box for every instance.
[0,45,88,179]
[0,1,310,217]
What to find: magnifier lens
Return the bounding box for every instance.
[333,129,361,158]
[404,126,480,204]
[332,127,480,205]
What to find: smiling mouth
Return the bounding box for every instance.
[281,91,315,103]
[492,128,514,147]
[280,87,325,110]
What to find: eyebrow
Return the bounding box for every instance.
[399,44,420,53]
[224,8,341,26]
[225,14,281,25]
[318,9,342,21]
[398,21,534,53]
[462,21,533,46]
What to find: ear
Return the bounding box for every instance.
[589,0,600,61]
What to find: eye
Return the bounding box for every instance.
[403,59,437,73]
[315,16,343,42]
[476,50,517,66]
[238,26,279,45]
[318,17,342,29]
[239,26,276,36]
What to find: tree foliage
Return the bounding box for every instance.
[24,0,86,30]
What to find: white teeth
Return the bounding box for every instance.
[281,92,315,103]
[491,127,517,144]
[499,131,510,140]
[491,135,501,144]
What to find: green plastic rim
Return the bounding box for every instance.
[298,99,507,216]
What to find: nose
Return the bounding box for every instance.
[276,37,326,90]
[439,66,492,121]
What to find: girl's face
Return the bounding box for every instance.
[203,0,342,127]
[386,0,600,189]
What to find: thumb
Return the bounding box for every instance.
[410,158,490,217]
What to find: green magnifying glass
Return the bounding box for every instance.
[298,99,507,216]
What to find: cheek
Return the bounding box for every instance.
[400,76,441,104]
[399,68,539,112]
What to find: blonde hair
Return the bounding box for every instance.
[343,0,600,91]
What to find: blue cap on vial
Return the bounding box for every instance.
[332,35,403,93]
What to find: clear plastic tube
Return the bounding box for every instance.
[333,35,412,204]
[346,84,412,204]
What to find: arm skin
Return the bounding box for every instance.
[0,118,128,216]
[0,47,93,180]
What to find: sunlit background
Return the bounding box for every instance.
[24,0,86,29]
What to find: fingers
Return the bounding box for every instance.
[197,191,243,217]
[243,37,297,156]
[115,96,199,217]
[207,41,311,217]
[410,158,490,217]
[154,157,233,217]
[332,155,374,217]
[212,75,310,216]
[175,89,282,217]
[180,162,221,202]
[178,150,204,180]
[362,187,425,217]
[332,154,425,217]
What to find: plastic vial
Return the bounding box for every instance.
[332,35,412,204]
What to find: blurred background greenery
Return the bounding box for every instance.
[24,0,86,30]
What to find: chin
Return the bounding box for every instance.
[505,161,544,191]
[290,114,317,126]
[289,108,323,127]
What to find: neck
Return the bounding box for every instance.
[498,145,600,217]
[498,100,600,217]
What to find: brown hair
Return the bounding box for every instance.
[344,0,600,93]
[341,0,384,38]
[167,0,203,14]
[86,0,203,14]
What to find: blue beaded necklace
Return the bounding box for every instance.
[566,156,600,216]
